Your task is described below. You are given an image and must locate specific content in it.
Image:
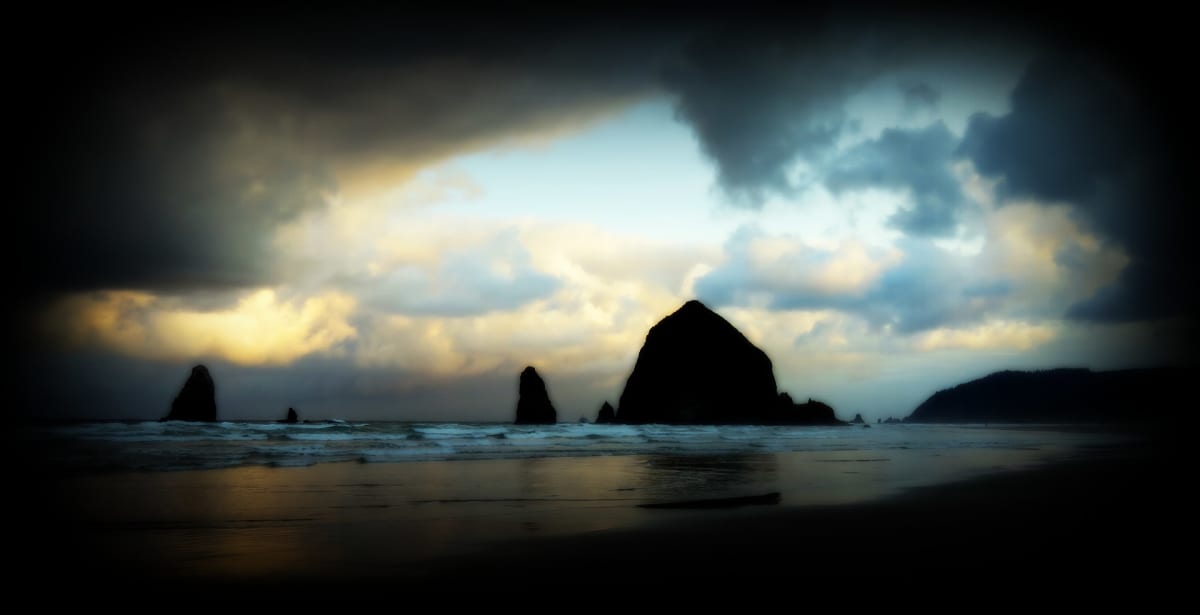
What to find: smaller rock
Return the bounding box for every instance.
[595,401,617,424]
[163,365,217,422]
[280,407,299,424]
[850,413,865,424]
[515,366,557,425]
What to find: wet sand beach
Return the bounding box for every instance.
[18,424,1181,592]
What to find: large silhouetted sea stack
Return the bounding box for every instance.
[163,364,217,422]
[617,300,839,424]
[906,367,1189,423]
[515,366,557,424]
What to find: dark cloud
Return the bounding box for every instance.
[826,122,967,236]
[662,26,862,205]
[660,14,1026,207]
[901,81,941,113]
[959,51,1197,322]
[1063,260,1174,322]
[19,11,681,303]
[958,53,1142,207]
[32,89,336,293]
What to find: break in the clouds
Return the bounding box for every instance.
[353,229,562,317]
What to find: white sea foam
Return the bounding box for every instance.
[26,420,1124,473]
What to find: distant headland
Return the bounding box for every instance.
[905,367,1188,423]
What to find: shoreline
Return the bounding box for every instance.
[21,420,1128,476]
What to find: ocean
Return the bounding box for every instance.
[28,420,1123,474]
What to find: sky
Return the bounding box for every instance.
[15,6,1197,422]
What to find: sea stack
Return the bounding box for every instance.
[163,364,217,422]
[515,366,557,424]
[281,407,299,424]
[616,300,781,424]
[594,401,616,424]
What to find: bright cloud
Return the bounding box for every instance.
[914,320,1058,351]
[696,159,1128,336]
[351,224,706,380]
[48,289,358,365]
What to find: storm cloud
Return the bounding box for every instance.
[660,14,1026,208]
[901,81,941,114]
[20,12,681,300]
[662,24,870,205]
[826,122,967,236]
[959,51,1196,322]
[667,17,1193,323]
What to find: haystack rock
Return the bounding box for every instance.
[280,407,299,424]
[163,364,217,422]
[515,366,557,424]
[617,300,833,424]
[594,401,616,424]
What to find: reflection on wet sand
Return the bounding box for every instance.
[58,437,1098,581]
[635,454,778,501]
